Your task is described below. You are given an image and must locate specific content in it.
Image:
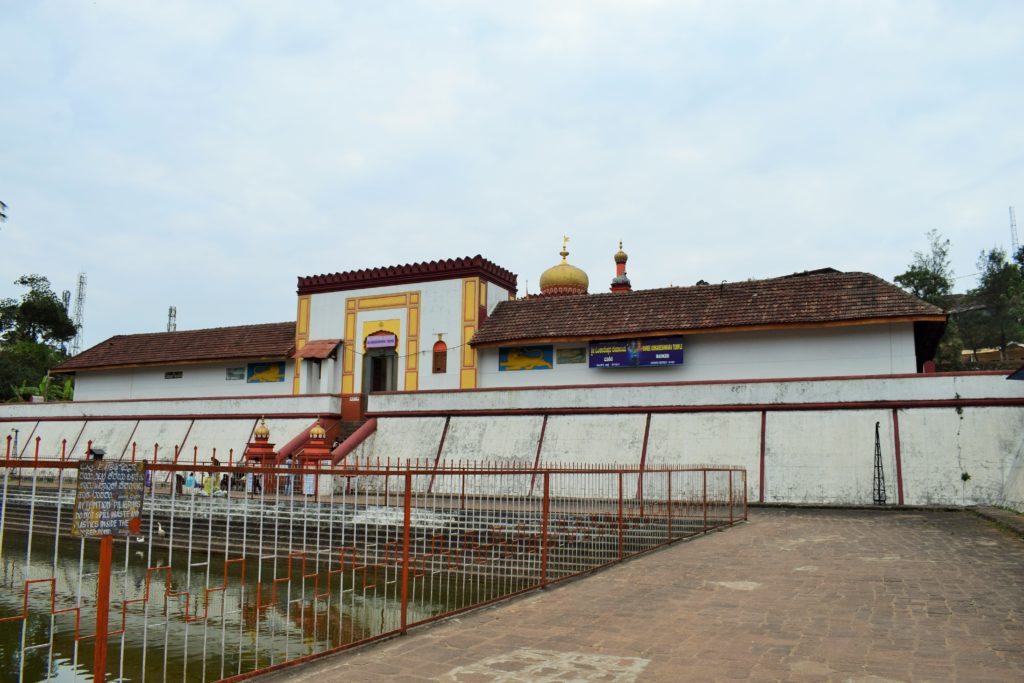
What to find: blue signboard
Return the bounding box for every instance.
[589,337,684,368]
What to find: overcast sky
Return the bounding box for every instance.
[2,0,1022,349]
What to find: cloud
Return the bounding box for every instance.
[1,1,1021,345]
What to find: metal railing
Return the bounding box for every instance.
[0,438,745,682]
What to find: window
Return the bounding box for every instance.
[164,371,183,379]
[432,340,448,374]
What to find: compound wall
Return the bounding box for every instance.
[364,372,1024,510]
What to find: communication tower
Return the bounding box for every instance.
[167,306,177,332]
[70,273,87,356]
[1011,206,1019,256]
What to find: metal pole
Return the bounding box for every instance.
[667,471,672,542]
[94,534,113,683]
[540,472,549,586]
[617,472,624,561]
[702,470,708,533]
[743,469,748,520]
[400,472,411,633]
[729,472,733,525]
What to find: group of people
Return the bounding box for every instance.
[160,449,337,500]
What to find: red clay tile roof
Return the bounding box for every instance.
[294,339,342,360]
[53,322,296,372]
[471,271,945,346]
[297,255,517,295]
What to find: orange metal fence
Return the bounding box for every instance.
[0,437,745,682]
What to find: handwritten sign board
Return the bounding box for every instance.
[71,462,145,538]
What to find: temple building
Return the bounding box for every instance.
[6,239,1021,511]
[48,240,946,414]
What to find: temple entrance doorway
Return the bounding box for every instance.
[362,348,398,394]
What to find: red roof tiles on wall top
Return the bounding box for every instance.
[296,255,518,295]
[470,271,944,346]
[53,322,296,372]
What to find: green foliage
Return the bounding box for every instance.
[964,247,1024,355]
[894,230,953,307]
[0,274,77,345]
[0,275,77,402]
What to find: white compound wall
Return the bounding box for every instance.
[363,373,1024,510]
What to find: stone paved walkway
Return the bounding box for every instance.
[258,508,1024,682]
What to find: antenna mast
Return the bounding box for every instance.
[1011,206,1019,256]
[167,306,177,332]
[70,273,87,355]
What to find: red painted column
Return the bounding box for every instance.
[528,415,549,496]
[540,473,550,586]
[94,535,113,683]
[891,408,905,505]
[637,413,652,515]
[759,410,767,503]
[400,472,411,632]
[702,470,708,533]
[666,472,673,541]
[617,472,624,561]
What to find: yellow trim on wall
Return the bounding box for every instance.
[361,319,401,347]
[293,295,311,395]
[340,291,421,393]
[460,277,480,389]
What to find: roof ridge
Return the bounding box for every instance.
[297,254,518,295]
[101,321,295,339]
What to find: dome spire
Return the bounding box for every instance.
[610,240,632,293]
[539,235,589,296]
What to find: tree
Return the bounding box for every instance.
[894,230,953,307]
[965,247,1024,358]
[0,275,77,401]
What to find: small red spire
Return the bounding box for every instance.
[610,241,632,293]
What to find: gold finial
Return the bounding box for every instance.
[310,419,327,439]
[619,240,623,250]
[560,235,570,261]
[254,417,270,439]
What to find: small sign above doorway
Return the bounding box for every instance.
[366,332,397,349]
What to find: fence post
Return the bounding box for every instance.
[729,471,733,525]
[540,472,550,586]
[702,470,708,533]
[94,534,113,683]
[618,472,624,561]
[666,471,672,542]
[743,469,748,520]
[400,471,411,633]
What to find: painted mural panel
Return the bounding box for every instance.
[556,347,587,364]
[498,346,554,371]
[247,362,286,383]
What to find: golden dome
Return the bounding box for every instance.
[310,421,327,439]
[539,236,589,296]
[254,418,270,439]
[614,240,628,264]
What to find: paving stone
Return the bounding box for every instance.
[256,508,1024,682]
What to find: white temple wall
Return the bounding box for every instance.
[74,361,295,400]
[896,406,1024,506]
[363,373,1023,509]
[476,323,917,388]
